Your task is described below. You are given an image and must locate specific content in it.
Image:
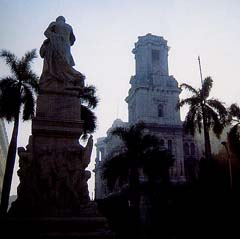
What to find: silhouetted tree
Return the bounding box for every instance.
[228,103,240,160]
[103,122,174,209]
[178,77,228,161]
[0,49,39,215]
[80,85,99,139]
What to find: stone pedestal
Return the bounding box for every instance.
[1,214,115,239]
[9,88,94,217]
[6,87,114,237]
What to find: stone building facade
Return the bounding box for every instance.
[95,34,202,199]
[0,119,8,202]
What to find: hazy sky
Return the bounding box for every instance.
[1,0,240,197]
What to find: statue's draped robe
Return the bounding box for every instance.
[40,21,84,89]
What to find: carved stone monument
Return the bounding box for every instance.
[9,17,97,217]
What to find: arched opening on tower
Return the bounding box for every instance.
[158,104,163,117]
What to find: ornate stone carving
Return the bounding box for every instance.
[10,135,93,216]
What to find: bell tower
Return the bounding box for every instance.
[126,33,181,126]
[126,34,185,182]
[133,33,169,82]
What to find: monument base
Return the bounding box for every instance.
[1,210,115,239]
[8,84,94,216]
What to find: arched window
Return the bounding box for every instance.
[190,143,195,155]
[168,140,172,153]
[184,143,189,156]
[158,104,163,117]
[152,50,160,62]
[180,161,184,176]
[160,139,165,146]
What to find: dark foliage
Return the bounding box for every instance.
[0,49,39,214]
[228,103,240,160]
[178,77,227,137]
[103,122,174,190]
[178,77,227,161]
[0,49,39,121]
[99,155,240,239]
[80,84,99,139]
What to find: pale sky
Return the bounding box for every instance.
[1,0,240,198]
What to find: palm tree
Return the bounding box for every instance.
[103,122,174,207]
[178,77,228,161]
[0,49,39,215]
[80,85,99,140]
[228,103,240,160]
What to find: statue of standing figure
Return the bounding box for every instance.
[40,16,84,90]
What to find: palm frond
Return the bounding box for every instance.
[205,105,224,138]
[201,76,213,99]
[112,122,145,150]
[0,49,18,75]
[22,49,37,65]
[177,96,200,108]
[23,71,40,94]
[18,49,38,78]
[0,82,20,121]
[183,106,198,135]
[111,126,130,143]
[207,98,228,122]
[0,77,17,90]
[102,153,129,191]
[22,84,35,121]
[229,103,240,120]
[81,105,97,140]
[180,83,198,95]
[81,85,99,109]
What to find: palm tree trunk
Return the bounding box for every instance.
[203,123,212,160]
[202,104,212,161]
[0,114,19,215]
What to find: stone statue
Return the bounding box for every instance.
[40,16,84,90]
